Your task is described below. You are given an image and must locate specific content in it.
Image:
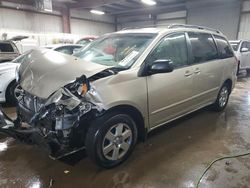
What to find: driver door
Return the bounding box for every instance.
[145,33,196,128]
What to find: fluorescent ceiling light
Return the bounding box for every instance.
[90,9,105,15]
[141,0,157,6]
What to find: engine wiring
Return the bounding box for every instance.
[195,151,250,188]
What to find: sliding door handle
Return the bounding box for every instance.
[194,68,201,74]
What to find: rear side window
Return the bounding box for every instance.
[0,43,14,53]
[213,35,234,59]
[188,32,218,64]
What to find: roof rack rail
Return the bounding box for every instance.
[168,24,221,34]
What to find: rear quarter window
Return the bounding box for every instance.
[213,35,234,59]
[0,43,14,53]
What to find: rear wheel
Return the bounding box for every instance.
[5,81,18,105]
[246,69,250,75]
[212,83,230,111]
[85,112,138,168]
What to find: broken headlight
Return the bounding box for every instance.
[65,75,90,97]
[44,75,93,112]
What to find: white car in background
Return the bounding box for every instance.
[0,40,20,63]
[0,52,30,104]
[229,40,250,74]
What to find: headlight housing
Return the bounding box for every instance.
[65,75,90,97]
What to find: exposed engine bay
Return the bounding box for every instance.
[0,74,108,159]
[0,47,131,160]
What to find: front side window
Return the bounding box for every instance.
[0,43,14,53]
[188,32,218,64]
[146,33,188,68]
[74,33,156,69]
[214,35,234,59]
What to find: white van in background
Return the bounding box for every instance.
[230,40,250,74]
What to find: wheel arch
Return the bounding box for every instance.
[104,105,147,141]
[223,78,233,94]
[5,79,16,98]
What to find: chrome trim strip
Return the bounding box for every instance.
[151,87,219,115]
[149,102,214,132]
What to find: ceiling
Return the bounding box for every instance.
[0,0,241,16]
[67,0,186,15]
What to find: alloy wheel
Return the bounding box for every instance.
[102,123,132,161]
[219,86,228,108]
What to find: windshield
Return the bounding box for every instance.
[76,39,93,45]
[74,33,156,68]
[230,42,240,51]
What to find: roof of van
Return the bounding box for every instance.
[229,40,241,43]
[115,24,224,36]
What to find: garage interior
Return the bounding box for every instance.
[0,0,250,187]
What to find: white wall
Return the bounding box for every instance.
[156,10,186,27]
[0,7,115,47]
[187,1,241,39]
[70,18,115,36]
[117,11,187,30]
[70,9,115,23]
[238,1,250,39]
[0,8,63,33]
[70,9,115,36]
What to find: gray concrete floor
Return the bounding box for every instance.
[0,74,250,188]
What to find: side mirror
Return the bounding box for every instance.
[148,59,174,75]
[241,47,249,52]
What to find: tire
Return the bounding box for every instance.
[5,81,18,105]
[212,83,230,112]
[246,69,250,75]
[85,112,138,168]
[236,63,240,76]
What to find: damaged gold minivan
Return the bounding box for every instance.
[0,25,237,168]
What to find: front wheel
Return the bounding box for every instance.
[5,81,18,105]
[85,113,138,168]
[246,69,250,75]
[212,84,230,111]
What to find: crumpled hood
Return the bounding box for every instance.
[0,62,19,73]
[19,49,109,99]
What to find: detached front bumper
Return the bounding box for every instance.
[0,106,84,159]
[0,106,48,146]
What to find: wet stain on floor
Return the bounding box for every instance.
[0,74,250,188]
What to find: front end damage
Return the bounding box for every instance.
[0,75,105,159]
